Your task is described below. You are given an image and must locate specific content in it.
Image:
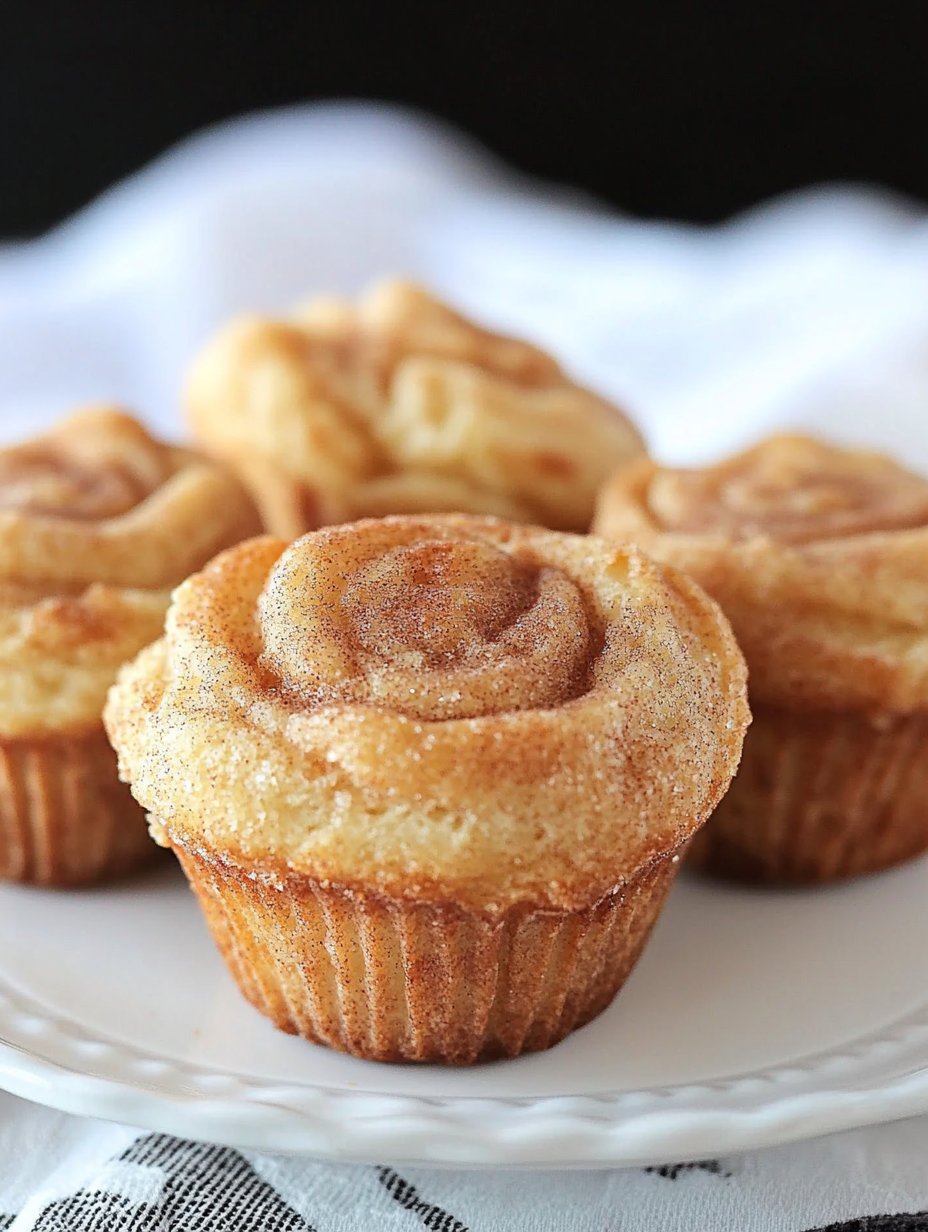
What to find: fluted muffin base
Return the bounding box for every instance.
[0,729,154,886]
[689,705,928,885]
[174,846,680,1064]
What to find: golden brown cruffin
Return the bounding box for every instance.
[105,514,748,1063]
[594,433,928,884]
[185,278,645,535]
[0,406,261,885]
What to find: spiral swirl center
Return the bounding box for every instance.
[257,523,595,721]
[0,447,152,521]
[342,540,533,664]
[647,439,928,543]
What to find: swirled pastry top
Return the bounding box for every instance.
[594,435,928,712]
[105,515,749,912]
[185,279,645,535]
[0,407,261,737]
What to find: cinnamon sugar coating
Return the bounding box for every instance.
[0,407,261,737]
[595,435,928,712]
[105,515,749,913]
[185,280,645,535]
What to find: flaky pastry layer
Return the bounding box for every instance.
[186,279,645,534]
[594,435,928,711]
[105,514,748,913]
[0,407,261,736]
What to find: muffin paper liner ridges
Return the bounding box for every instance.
[0,729,154,886]
[690,705,928,884]
[175,846,679,1064]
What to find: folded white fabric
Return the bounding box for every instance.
[1,102,927,470]
[1,102,928,1230]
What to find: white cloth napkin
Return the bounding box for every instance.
[1,102,928,1229]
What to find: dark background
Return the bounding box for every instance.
[2,2,926,236]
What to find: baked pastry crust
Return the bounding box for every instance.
[0,406,261,884]
[106,514,748,1062]
[594,435,928,713]
[106,515,748,912]
[595,433,928,885]
[186,280,645,535]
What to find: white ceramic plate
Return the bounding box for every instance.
[0,855,927,1167]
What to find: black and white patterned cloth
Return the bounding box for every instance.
[0,1093,926,1230]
